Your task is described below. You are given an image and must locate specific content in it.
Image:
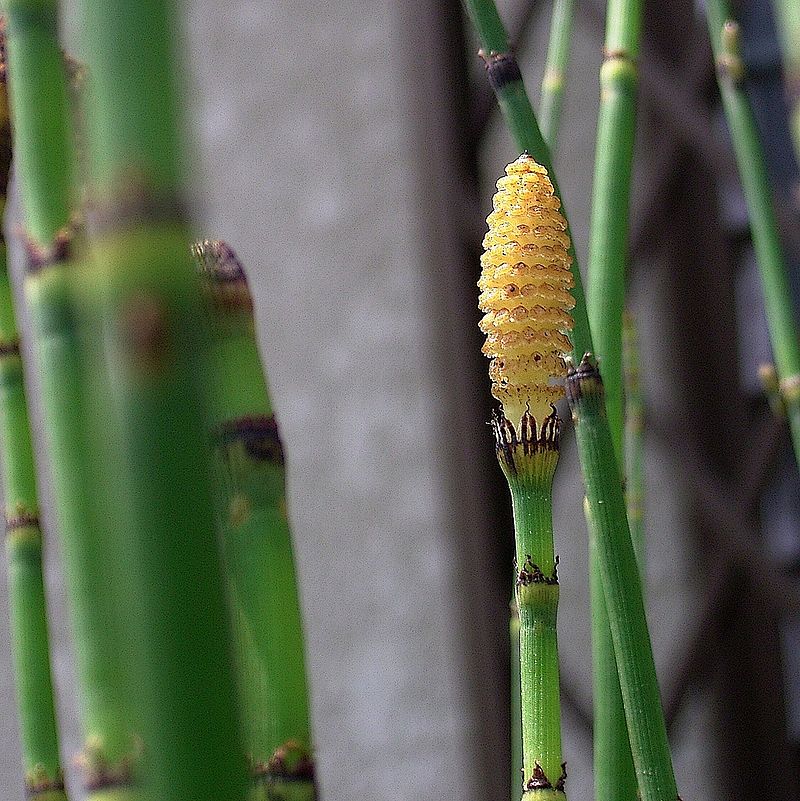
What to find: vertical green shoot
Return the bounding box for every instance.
[4,2,141,796]
[706,0,800,469]
[585,1,642,797]
[0,45,66,797]
[194,240,316,801]
[566,358,678,801]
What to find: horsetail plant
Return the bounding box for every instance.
[480,153,575,797]
[4,2,141,796]
[0,33,66,800]
[73,1,248,799]
[539,0,575,152]
[464,3,680,799]
[566,358,677,801]
[706,0,800,471]
[585,0,643,795]
[193,240,316,801]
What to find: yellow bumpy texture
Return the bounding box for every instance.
[479,154,575,428]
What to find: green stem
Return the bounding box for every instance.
[567,357,677,801]
[0,228,67,794]
[539,0,575,151]
[623,312,645,573]
[585,2,641,797]
[495,413,566,799]
[194,240,316,801]
[0,67,65,794]
[463,4,677,798]
[75,3,248,800]
[4,3,140,797]
[510,599,523,798]
[706,0,800,469]
[773,0,800,171]
[461,0,590,364]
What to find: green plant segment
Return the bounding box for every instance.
[539,0,575,151]
[0,59,65,798]
[774,0,800,168]
[495,415,566,799]
[706,0,800,469]
[74,2,248,800]
[4,2,140,796]
[623,313,645,572]
[465,4,678,799]
[194,240,316,801]
[567,357,677,801]
[585,1,642,796]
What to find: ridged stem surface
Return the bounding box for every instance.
[0,68,65,795]
[195,241,315,801]
[463,4,676,798]
[496,420,565,800]
[774,0,800,170]
[567,358,677,801]
[585,2,641,797]
[76,2,246,801]
[5,3,139,797]
[539,0,575,151]
[707,0,800,469]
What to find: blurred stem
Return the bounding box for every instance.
[194,240,316,801]
[76,2,247,800]
[706,0,800,469]
[539,0,575,151]
[0,54,65,796]
[567,358,677,801]
[4,3,140,796]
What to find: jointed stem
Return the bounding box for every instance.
[195,241,316,800]
[585,0,642,796]
[706,0,800,469]
[5,3,139,794]
[567,358,677,801]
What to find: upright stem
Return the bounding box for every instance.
[567,357,677,801]
[75,2,246,800]
[4,3,140,796]
[461,0,591,363]
[706,0,800,469]
[0,44,65,798]
[585,1,641,797]
[464,4,678,798]
[495,413,566,800]
[539,0,575,151]
[773,0,800,171]
[623,312,645,573]
[194,240,316,801]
